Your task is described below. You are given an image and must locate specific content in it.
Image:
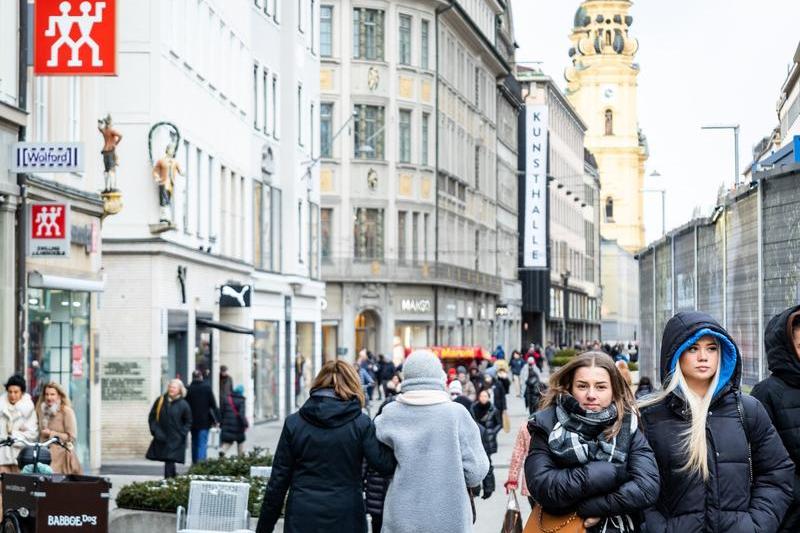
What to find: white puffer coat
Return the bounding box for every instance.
[0,393,38,466]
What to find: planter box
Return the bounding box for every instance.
[110,508,282,532]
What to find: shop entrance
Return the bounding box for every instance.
[355,310,380,355]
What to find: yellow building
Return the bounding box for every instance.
[565,0,648,254]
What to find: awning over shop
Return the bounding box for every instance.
[196,317,254,335]
[27,271,105,292]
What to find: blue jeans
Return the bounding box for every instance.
[191,429,209,464]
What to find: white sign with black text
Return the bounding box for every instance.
[10,142,84,173]
[524,104,548,268]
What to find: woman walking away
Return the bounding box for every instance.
[375,350,489,533]
[635,376,654,399]
[524,362,545,415]
[220,385,247,457]
[257,360,395,533]
[750,305,800,532]
[146,379,192,478]
[525,352,660,532]
[471,389,502,499]
[0,375,38,473]
[36,382,81,474]
[510,351,525,397]
[640,311,793,533]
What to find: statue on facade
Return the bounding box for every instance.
[148,122,182,225]
[97,114,122,191]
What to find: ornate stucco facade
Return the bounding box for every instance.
[565,0,648,254]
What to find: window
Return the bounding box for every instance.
[353,208,384,260]
[320,103,333,157]
[297,85,303,146]
[474,145,481,191]
[423,213,429,262]
[421,112,430,165]
[196,147,203,237]
[253,180,263,267]
[208,155,215,240]
[262,69,268,134]
[320,6,333,57]
[398,211,407,264]
[398,109,411,163]
[297,0,303,31]
[271,75,278,137]
[310,102,315,155]
[352,8,384,60]
[253,64,259,129]
[398,15,411,65]
[474,230,480,270]
[321,208,333,261]
[605,109,613,136]
[309,202,319,277]
[353,104,385,159]
[412,212,419,264]
[68,78,80,142]
[605,197,614,222]
[34,77,48,142]
[420,20,429,69]
[183,140,191,233]
[253,183,282,271]
[310,0,316,52]
[298,201,304,262]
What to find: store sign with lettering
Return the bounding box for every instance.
[29,202,70,257]
[400,298,432,313]
[524,104,548,268]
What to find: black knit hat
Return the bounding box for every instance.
[5,375,26,393]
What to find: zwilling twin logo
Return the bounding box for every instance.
[11,143,84,173]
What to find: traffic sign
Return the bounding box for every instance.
[29,202,71,257]
[34,0,117,76]
[11,142,84,173]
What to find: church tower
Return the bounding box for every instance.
[565,0,648,253]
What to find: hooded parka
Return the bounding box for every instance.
[641,311,794,533]
[256,390,395,533]
[752,304,800,532]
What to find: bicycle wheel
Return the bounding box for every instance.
[1,512,22,533]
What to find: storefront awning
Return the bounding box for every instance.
[196,317,254,335]
[27,271,105,292]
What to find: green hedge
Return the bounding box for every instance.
[628,362,639,372]
[117,449,273,516]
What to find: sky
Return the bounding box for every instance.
[511,0,800,245]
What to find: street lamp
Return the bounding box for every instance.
[701,124,741,188]
[642,170,666,237]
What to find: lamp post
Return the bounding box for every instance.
[643,170,667,237]
[701,124,741,188]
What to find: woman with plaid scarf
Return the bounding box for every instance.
[525,352,660,532]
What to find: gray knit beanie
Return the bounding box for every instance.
[401,350,446,392]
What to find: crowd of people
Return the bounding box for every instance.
[252,303,800,533]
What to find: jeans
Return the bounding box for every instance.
[191,428,209,464]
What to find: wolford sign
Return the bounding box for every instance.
[11,143,84,173]
[524,104,548,268]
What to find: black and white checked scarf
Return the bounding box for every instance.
[548,394,635,466]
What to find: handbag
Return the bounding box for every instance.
[501,490,523,533]
[523,503,586,533]
[207,427,220,450]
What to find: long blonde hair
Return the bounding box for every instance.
[311,360,366,407]
[639,339,722,481]
[35,381,72,413]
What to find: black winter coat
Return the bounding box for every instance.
[752,304,800,532]
[524,373,544,412]
[641,311,794,533]
[256,391,396,533]
[220,392,247,444]
[525,407,660,533]
[471,402,502,455]
[146,395,192,463]
[185,380,220,431]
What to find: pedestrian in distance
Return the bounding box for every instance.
[525,351,660,532]
[375,350,489,533]
[256,360,395,533]
[751,304,800,532]
[470,389,502,500]
[378,354,396,400]
[449,380,473,410]
[146,379,192,478]
[510,350,525,397]
[219,365,233,400]
[220,384,247,457]
[0,375,38,474]
[457,365,477,401]
[469,364,483,397]
[640,311,793,533]
[616,359,633,387]
[635,376,654,399]
[185,369,220,464]
[36,381,81,474]
[523,361,545,416]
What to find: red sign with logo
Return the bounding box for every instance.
[72,345,84,377]
[31,203,67,239]
[34,0,117,76]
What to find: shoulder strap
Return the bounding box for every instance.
[155,395,165,422]
[736,392,753,483]
[227,394,241,419]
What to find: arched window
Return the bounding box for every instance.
[605,197,614,222]
[604,109,614,136]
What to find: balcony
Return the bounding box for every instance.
[321,257,502,295]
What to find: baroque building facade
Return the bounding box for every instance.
[319,0,522,359]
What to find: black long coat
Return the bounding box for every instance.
[525,406,660,532]
[471,402,502,455]
[146,395,192,464]
[220,392,247,444]
[185,379,221,431]
[256,391,396,533]
[641,311,794,533]
[752,304,800,532]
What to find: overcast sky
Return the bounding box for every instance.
[511,0,800,245]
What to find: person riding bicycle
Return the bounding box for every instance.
[0,375,38,474]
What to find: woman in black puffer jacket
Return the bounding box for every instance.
[525,351,659,532]
[640,311,793,533]
[752,305,800,532]
[471,389,502,499]
[220,385,247,456]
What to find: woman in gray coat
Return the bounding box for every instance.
[375,350,490,533]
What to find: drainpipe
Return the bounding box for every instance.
[433,0,455,346]
[15,0,29,374]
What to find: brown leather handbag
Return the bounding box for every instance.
[523,504,586,533]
